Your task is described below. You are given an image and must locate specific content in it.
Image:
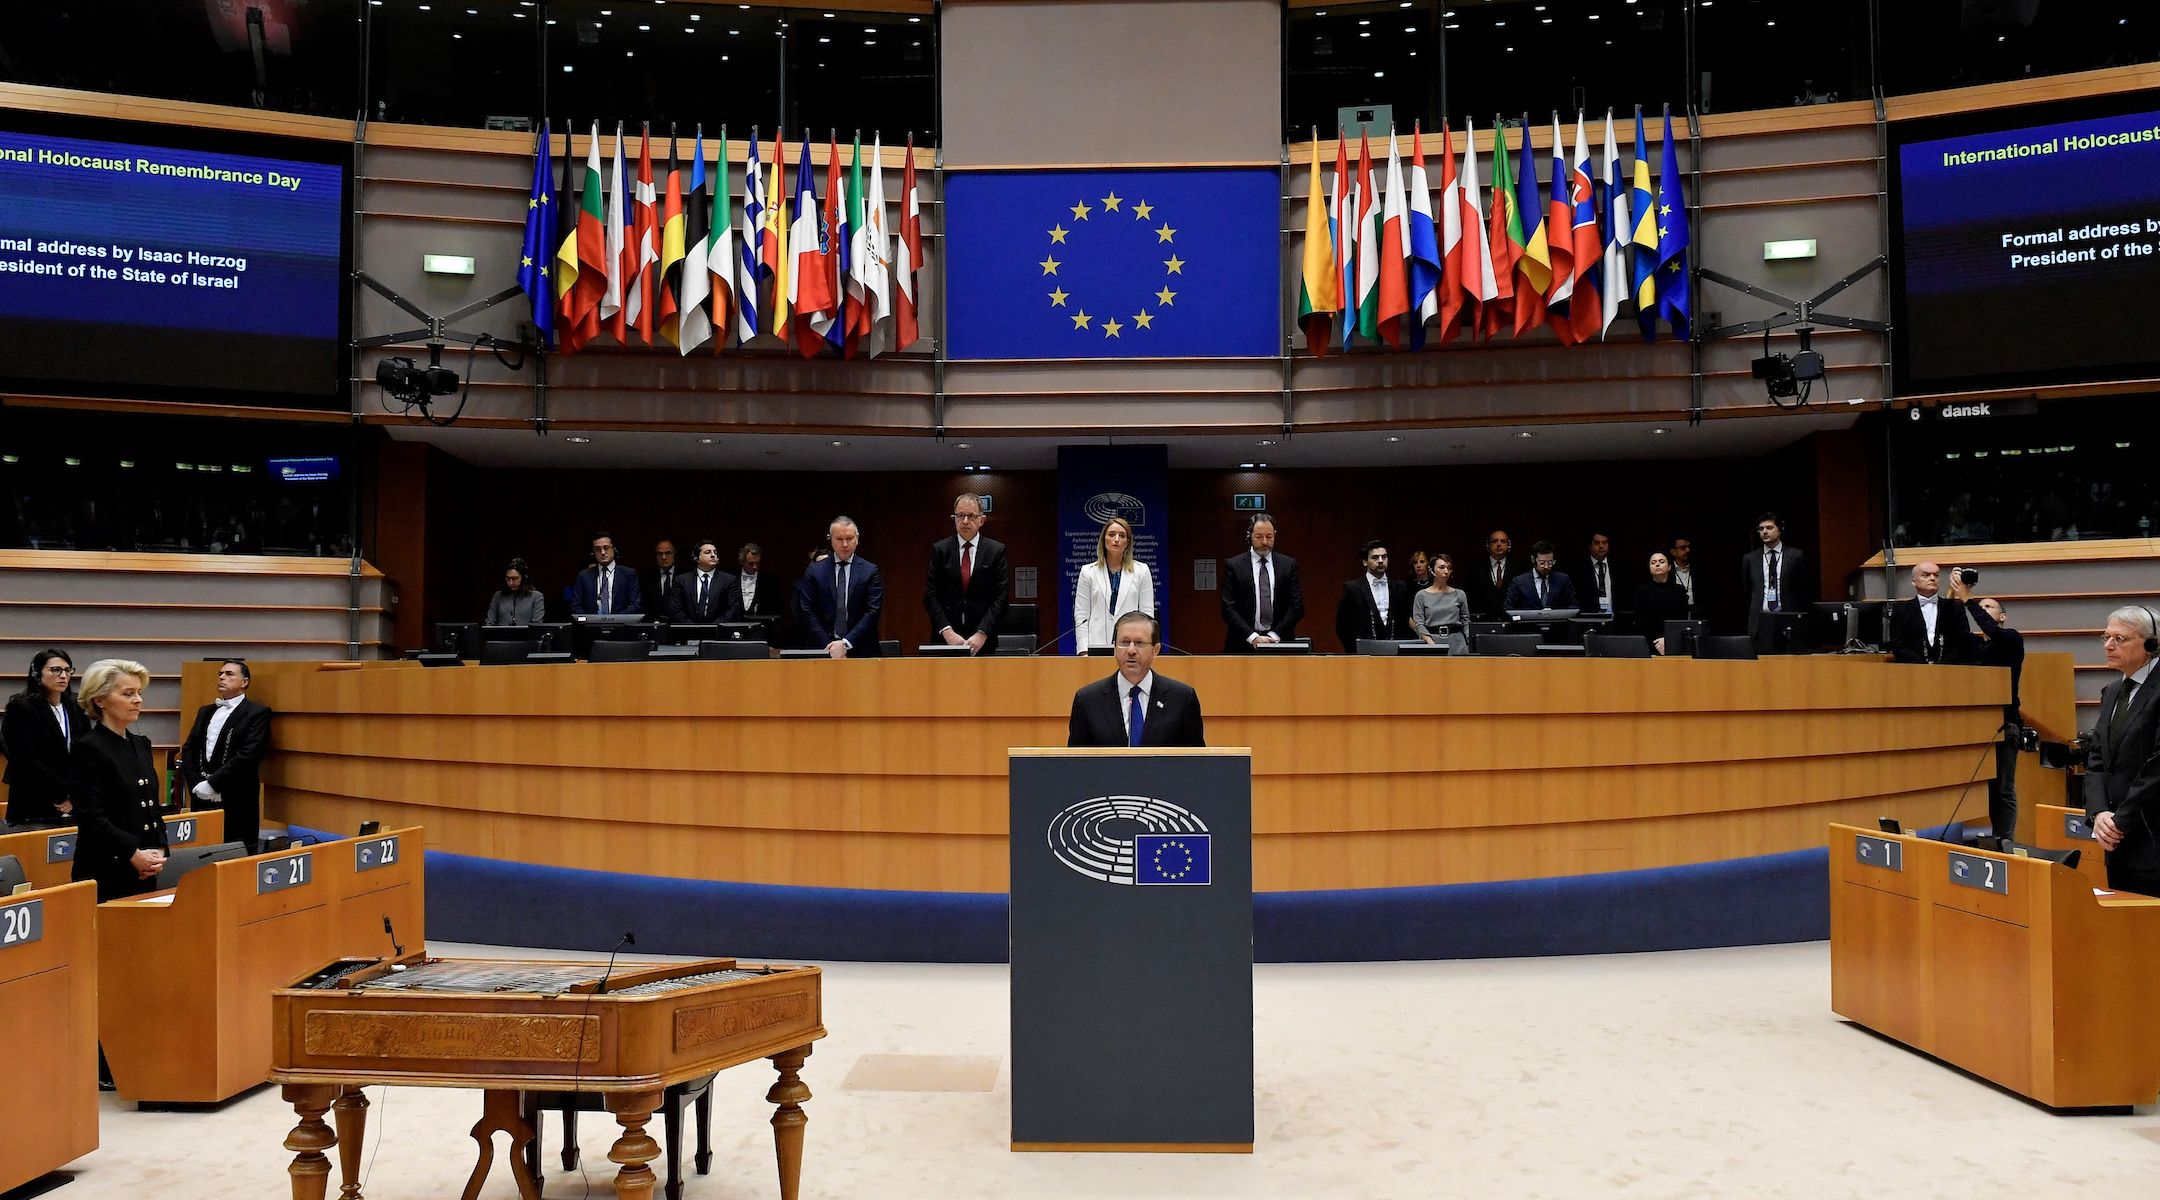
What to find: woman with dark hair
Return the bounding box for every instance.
[485,557,546,625]
[1633,552,1693,655]
[2,648,89,825]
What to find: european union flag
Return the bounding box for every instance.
[943,169,1280,359]
[1134,833,1211,886]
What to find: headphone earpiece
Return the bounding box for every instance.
[2142,605,2159,656]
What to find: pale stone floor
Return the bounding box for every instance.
[56,940,2160,1200]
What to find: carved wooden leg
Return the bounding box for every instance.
[460,1089,543,1200]
[332,1087,370,1200]
[282,1083,340,1200]
[767,1045,813,1200]
[604,1088,665,1200]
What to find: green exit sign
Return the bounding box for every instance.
[1233,493,1267,511]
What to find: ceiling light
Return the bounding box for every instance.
[830,440,848,447]
[562,63,573,71]
[639,23,651,30]
[698,437,719,444]
[1650,427,1669,435]
[1515,431,1535,439]
[1258,440,1276,446]
[1239,463,1256,470]
[564,436,591,444]
[1373,70,1384,77]
[956,442,972,449]
[62,457,81,467]
[119,460,136,469]
[1385,435,1403,443]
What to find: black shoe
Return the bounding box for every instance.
[98,1078,116,1092]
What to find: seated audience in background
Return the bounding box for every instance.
[797,516,883,658]
[1955,571,2026,842]
[1887,562,1975,665]
[570,531,643,616]
[1336,540,1414,651]
[2,648,88,825]
[2086,606,2160,896]
[1467,530,1516,620]
[1575,533,1628,616]
[1410,553,1471,655]
[1220,512,1303,651]
[1075,516,1154,654]
[484,557,546,625]
[1633,552,1693,654]
[667,540,743,623]
[70,658,167,901]
[1670,536,1700,615]
[736,543,786,628]
[1067,612,1205,748]
[180,659,273,853]
[1503,541,1579,612]
[645,540,682,620]
[924,493,1010,655]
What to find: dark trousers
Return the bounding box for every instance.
[1987,707,2019,841]
[2104,855,2160,898]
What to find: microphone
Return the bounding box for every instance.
[1029,624,1086,656]
[382,915,407,971]
[1932,720,2015,845]
[594,931,636,995]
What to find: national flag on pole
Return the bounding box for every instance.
[706,131,736,352]
[738,128,767,344]
[1405,123,1442,349]
[602,122,628,343]
[1483,118,1521,341]
[895,135,924,351]
[1352,131,1380,345]
[1630,107,1660,341]
[1374,130,1412,349]
[517,123,555,348]
[1296,134,1341,356]
[788,130,837,357]
[842,133,870,353]
[1329,133,1353,352]
[628,125,659,344]
[1512,116,1551,336]
[1654,106,1692,339]
[678,128,715,355]
[769,132,792,335]
[560,121,606,352]
[823,132,852,356]
[858,135,894,358]
[1450,118,1500,344]
[656,131,687,347]
[1599,110,1630,340]
[1543,114,1577,319]
[1561,116,1606,345]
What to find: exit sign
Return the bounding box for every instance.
[1233,493,1267,511]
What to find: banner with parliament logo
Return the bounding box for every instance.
[943,168,1280,359]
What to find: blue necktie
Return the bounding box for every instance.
[1127,685,1146,748]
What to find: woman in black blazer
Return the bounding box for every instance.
[2,648,89,825]
[68,658,168,901]
[1632,552,1694,655]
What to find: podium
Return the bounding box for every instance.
[0,880,97,1192]
[1828,822,2160,1108]
[1008,748,1253,1152]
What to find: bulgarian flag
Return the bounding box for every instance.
[894,136,924,351]
[1374,130,1412,349]
[557,120,606,352]
[1295,135,1340,356]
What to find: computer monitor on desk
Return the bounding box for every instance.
[714,621,769,641]
[1662,620,1706,656]
[917,644,973,657]
[665,624,721,645]
[1251,639,1312,655]
[435,622,480,659]
[1505,609,1579,645]
[1813,600,1887,652]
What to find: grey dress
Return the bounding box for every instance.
[485,589,546,625]
[1410,588,1471,654]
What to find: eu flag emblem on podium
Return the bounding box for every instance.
[943,169,1280,359]
[1135,833,1211,886]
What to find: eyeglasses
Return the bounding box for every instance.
[45,665,73,675]
[952,512,983,521]
[1113,640,1153,651]
[2103,633,2148,647]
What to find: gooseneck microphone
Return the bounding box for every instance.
[382,915,404,957]
[595,931,637,995]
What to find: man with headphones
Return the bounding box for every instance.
[1219,512,1304,653]
[2085,604,2160,896]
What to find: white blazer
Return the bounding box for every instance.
[1073,558,1155,652]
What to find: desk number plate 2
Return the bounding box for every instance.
[1946,851,2009,896]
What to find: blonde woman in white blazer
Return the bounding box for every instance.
[1074,517,1154,653]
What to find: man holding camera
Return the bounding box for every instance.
[2086,606,2160,896]
[1952,572,2026,842]
[1887,562,1976,665]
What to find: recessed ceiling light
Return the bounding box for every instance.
[1239,463,1256,469]
[1515,431,1535,439]
[955,442,972,449]
[697,437,719,444]
[1650,427,1669,435]
[562,63,573,71]
[564,436,591,444]
[1258,439,1276,446]
[1385,435,1403,443]
[830,440,848,447]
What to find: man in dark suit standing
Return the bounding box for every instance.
[1068,612,1205,748]
[1503,540,1579,612]
[734,543,787,638]
[666,540,743,624]
[645,540,682,621]
[1670,536,1701,616]
[179,658,273,853]
[924,493,1010,655]
[570,531,644,616]
[1466,530,1515,620]
[1574,532,1629,617]
[1220,512,1304,652]
[1335,540,1414,651]
[2086,605,2160,895]
[797,516,884,657]
[1742,512,1812,642]
[1885,562,1975,665]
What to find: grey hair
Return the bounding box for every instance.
[953,493,986,514]
[76,658,151,718]
[829,515,859,535]
[2108,605,2159,640]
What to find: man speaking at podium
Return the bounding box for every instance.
[1067,612,1204,748]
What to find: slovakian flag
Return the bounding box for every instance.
[1653,106,1692,339]
[656,131,687,348]
[1405,124,1442,349]
[1630,106,1660,341]
[1599,110,1631,340]
[894,135,924,351]
[602,122,628,343]
[1561,116,1606,345]
[1374,130,1411,349]
[1296,135,1340,355]
[516,122,555,348]
[787,130,837,357]
[678,128,715,355]
[1483,119,1521,340]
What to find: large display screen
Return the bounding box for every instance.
[1891,93,2160,395]
[0,113,349,406]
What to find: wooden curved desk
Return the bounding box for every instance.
[211,655,2023,894]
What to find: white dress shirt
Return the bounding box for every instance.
[51,701,71,749]
[195,693,245,801]
[1119,670,1156,741]
[1917,593,1939,643]
[1367,574,1391,625]
[1674,564,1695,605]
[740,572,759,610]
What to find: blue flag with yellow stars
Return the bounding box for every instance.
[517,121,555,346]
[943,169,1279,359]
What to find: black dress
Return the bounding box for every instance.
[1632,581,1694,650]
[2,692,88,825]
[70,723,169,901]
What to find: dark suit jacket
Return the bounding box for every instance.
[645,567,685,619]
[1067,672,1206,748]
[1219,551,1304,652]
[1574,558,1631,613]
[1742,544,1812,634]
[1465,556,1516,620]
[1502,570,1580,613]
[1335,576,1415,651]
[1885,596,1975,665]
[2087,668,2160,888]
[924,535,1010,641]
[570,564,645,617]
[666,570,744,624]
[70,723,168,901]
[797,555,884,655]
[180,696,273,848]
[737,572,787,621]
[2,692,90,824]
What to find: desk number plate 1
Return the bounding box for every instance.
[1854,835,1904,872]
[257,852,314,895]
[44,832,77,864]
[1947,851,2009,896]
[168,817,199,846]
[355,835,401,873]
[0,899,42,949]
[2062,812,2095,841]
